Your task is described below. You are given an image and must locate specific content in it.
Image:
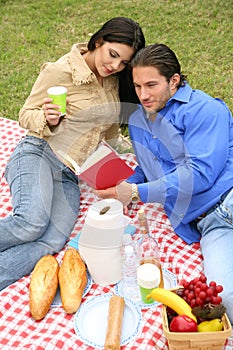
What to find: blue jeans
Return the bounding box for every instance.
[198,188,233,325]
[0,136,80,290]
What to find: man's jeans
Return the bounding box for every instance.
[0,136,80,290]
[198,188,233,325]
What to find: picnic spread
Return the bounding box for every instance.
[0,117,232,350]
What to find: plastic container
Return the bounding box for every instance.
[137,263,160,304]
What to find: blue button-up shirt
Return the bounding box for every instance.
[127,83,233,244]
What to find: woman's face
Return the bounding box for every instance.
[94,41,134,77]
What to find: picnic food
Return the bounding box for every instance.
[197,318,223,332]
[104,295,125,350]
[29,255,59,320]
[177,273,226,322]
[192,303,226,320]
[147,287,197,321]
[178,273,224,308]
[170,314,198,332]
[58,248,87,314]
[161,273,228,335]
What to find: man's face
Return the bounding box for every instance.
[132,66,178,115]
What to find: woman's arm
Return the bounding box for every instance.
[19,62,64,136]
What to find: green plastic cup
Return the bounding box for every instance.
[47,86,67,116]
[137,263,160,304]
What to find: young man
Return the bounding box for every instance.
[96,44,233,324]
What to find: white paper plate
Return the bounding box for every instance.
[115,268,177,310]
[74,293,142,348]
[51,270,92,307]
[163,268,177,289]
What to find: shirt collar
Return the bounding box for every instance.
[68,43,96,85]
[141,83,192,119]
[169,82,192,103]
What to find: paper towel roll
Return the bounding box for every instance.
[84,199,124,229]
[80,199,126,248]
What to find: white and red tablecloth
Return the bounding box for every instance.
[0,117,232,350]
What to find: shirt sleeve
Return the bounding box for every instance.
[126,165,147,184]
[19,62,63,136]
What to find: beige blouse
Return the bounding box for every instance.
[19,43,120,169]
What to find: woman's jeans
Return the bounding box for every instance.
[0,136,80,290]
[198,188,233,325]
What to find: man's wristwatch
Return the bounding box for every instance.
[131,183,139,202]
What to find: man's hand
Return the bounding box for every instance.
[94,181,132,207]
[93,186,117,200]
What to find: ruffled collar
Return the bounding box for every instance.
[68,43,96,85]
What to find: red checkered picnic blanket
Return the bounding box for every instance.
[0,117,232,350]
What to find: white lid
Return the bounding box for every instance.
[137,263,160,289]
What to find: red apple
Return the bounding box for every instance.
[170,315,198,332]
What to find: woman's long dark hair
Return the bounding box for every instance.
[88,17,145,122]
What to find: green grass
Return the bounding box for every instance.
[1,0,232,120]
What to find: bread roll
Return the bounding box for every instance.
[58,248,87,314]
[29,255,59,320]
[104,295,125,350]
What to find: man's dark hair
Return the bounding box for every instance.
[131,43,187,87]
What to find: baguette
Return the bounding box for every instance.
[58,248,87,314]
[104,295,125,350]
[29,255,59,320]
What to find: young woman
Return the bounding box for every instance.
[0,17,145,290]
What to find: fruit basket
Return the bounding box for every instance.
[162,305,232,350]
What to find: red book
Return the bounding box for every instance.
[57,142,135,190]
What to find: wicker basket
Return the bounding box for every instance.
[162,305,232,350]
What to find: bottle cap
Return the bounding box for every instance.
[137,263,160,289]
[124,245,134,254]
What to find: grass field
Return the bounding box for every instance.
[1,0,232,120]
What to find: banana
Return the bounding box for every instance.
[147,288,197,322]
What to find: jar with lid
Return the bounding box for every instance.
[137,262,161,304]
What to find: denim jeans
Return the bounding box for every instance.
[198,188,233,325]
[0,136,80,290]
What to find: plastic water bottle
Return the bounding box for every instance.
[121,234,140,301]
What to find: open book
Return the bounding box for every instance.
[57,142,135,190]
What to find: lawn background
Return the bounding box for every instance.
[1,0,232,121]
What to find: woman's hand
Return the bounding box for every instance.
[43,97,62,126]
[43,97,70,126]
[94,181,132,207]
